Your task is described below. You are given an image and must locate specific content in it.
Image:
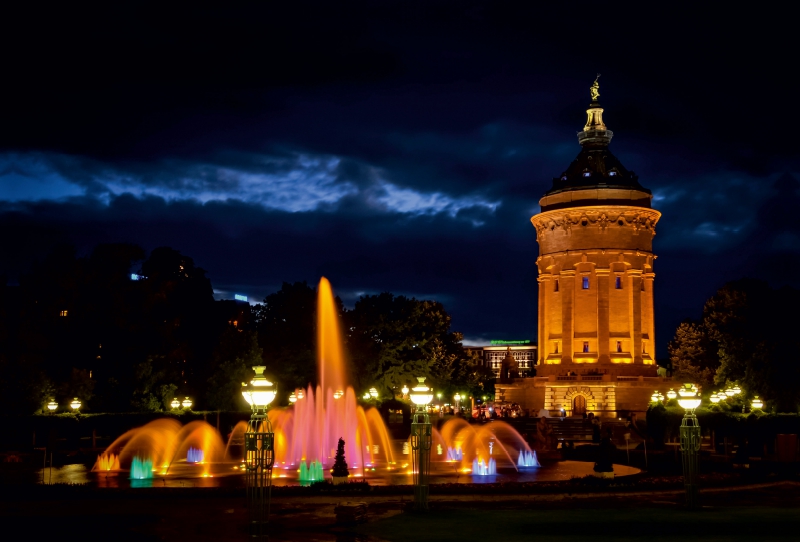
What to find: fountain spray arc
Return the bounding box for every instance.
[410,377,434,511]
[677,383,702,509]
[242,366,276,537]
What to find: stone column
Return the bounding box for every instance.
[561,269,575,363]
[538,275,547,365]
[630,270,643,364]
[596,268,610,363]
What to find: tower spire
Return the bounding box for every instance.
[579,74,612,146]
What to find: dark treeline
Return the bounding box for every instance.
[667,278,800,412]
[0,243,492,414]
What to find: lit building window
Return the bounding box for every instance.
[582,277,589,289]
[59,310,68,317]
[615,276,622,289]
[616,341,622,353]
[583,341,589,353]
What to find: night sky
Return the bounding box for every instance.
[2,3,796,356]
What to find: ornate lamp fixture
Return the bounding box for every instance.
[677,383,701,509]
[289,392,297,404]
[666,389,677,400]
[409,377,433,511]
[47,399,58,412]
[401,385,409,397]
[170,398,180,409]
[369,387,379,399]
[333,389,344,400]
[709,393,721,404]
[181,397,193,409]
[241,366,276,416]
[70,398,82,411]
[732,385,742,395]
[241,366,276,536]
[751,396,764,410]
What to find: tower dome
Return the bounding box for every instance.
[540,76,653,212]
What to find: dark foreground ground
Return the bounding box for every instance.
[2,480,800,542]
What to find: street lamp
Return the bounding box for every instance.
[333,389,344,400]
[725,387,735,397]
[170,398,180,409]
[70,398,82,412]
[289,392,298,404]
[181,397,193,409]
[409,377,433,511]
[666,389,677,400]
[650,391,661,403]
[454,393,462,412]
[369,387,379,399]
[362,392,370,400]
[709,393,721,404]
[401,385,409,398]
[751,396,763,410]
[732,385,741,395]
[677,383,702,509]
[47,399,58,413]
[241,366,276,537]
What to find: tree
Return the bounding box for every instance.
[667,320,717,387]
[703,279,800,412]
[345,293,481,395]
[206,328,263,411]
[331,437,349,478]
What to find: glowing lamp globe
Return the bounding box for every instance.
[454,393,462,402]
[666,389,677,400]
[658,392,665,401]
[651,392,660,403]
[47,399,58,412]
[181,397,193,409]
[362,392,370,400]
[710,394,721,404]
[401,385,409,396]
[409,377,433,406]
[677,384,701,411]
[297,390,304,400]
[241,366,276,412]
[369,387,379,398]
[170,398,180,409]
[70,398,82,411]
[732,385,742,395]
[751,396,764,409]
[289,392,297,403]
[725,387,735,397]
[333,389,344,400]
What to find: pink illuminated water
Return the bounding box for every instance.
[267,277,395,473]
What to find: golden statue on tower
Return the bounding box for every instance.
[590,74,601,101]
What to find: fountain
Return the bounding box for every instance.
[94,453,120,471]
[187,447,204,464]
[471,457,497,476]
[265,277,394,475]
[130,456,153,480]
[435,417,533,471]
[446,447,463,461]
[517,449,541,468]
[298,460,325,483]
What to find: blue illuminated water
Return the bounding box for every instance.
[187,447,204,463]
[517,449,541,468]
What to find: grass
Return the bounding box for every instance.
[357,506,800,542]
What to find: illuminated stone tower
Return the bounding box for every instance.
[531,79,661,377]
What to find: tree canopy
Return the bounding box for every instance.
[668,278,800,412]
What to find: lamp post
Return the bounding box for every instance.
[47,399,58,413]
[170,398,180,409]
[409,377,433,511]
[454,393,461,413]
[241,366,276,537]
[677,383,702,509]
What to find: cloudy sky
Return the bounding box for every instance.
[1,3,796,356]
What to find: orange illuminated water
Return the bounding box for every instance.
[268,277,394,473]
